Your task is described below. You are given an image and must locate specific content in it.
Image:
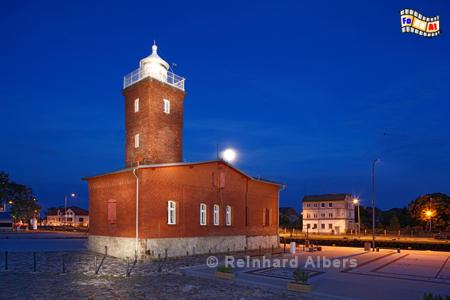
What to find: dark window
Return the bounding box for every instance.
[329,203,332,207]
[264,208,270,226]
[79,217,84,222]
[329,224,333,229]
[321,223,325,229]
[321,203,325,207]
[108,200,117,224]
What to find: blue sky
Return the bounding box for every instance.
[1,0,449,211]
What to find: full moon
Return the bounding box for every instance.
[221,148,237,163]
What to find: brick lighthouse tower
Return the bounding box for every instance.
[123,43,186,167]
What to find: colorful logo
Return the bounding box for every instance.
[400,9,440,37]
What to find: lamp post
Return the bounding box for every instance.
[64,193,76,226]
[425,210,432,232]
[372,159,380,251]
[353,198,361,236]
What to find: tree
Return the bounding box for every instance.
[408,193,450,231]
[389,215,400,231]
[0,172,10,207]
[0,171,41,222]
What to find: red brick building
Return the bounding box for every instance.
[84,44,282,259]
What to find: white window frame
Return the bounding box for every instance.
[134,98,139,112]
[213,204,220,226]
[134,134,140,148]
[167,200,176,225]
[200,203,207,226]
[225,205,232,226]
[163,99,170,114]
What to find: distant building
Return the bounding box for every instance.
[301,194,355,234]
[46,206,89,227]
[0,212,13,231]
[279,207,300,224]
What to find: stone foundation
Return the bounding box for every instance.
[88,235,279,259]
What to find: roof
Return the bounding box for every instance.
[0,212,12,222]
[83,159,285,188]
[302,193,352,202]
[46,206,89,216]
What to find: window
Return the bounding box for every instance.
[135,134,140,148]
[245,206,249,226]
[263,208,270,226]
[313,203,318,208]
[163,99,170,114]
[226,205,232,226]
[312,224,317,229]
[306,224,311,229]
[321,223,325,229]
[134,98,139,112]
[321,203,325,208]
[213,204,219,226]
[329,224,333,229]
[306,214,310,219]
[313,214,317,218]
[107,200,117,224]
[329,203,333,207]
[321,213,325,217]
[200,203,207,225]
[306,203,310,207]
[329,213,333,218]
[79,217,84,222]
[168,201,176,225]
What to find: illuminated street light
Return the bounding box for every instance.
[8,200,13,205]
[425,210,432,218]
[64,193,76,226]
[221,148,237,163]
[372,158,381,251]
[353,198,361,235]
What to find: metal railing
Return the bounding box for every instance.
[123,68,185,91]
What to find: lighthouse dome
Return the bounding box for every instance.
[139,43,170,82]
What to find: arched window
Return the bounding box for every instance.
[167,201,176,225]
[226,205,232,226]
[213,204,219,226]
[134,98,139,112]
[200,203,207,225]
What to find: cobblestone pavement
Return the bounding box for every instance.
[0,251,323,300]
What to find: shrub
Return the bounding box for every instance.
[293,268,309,284]
[217,265,233,273]
[423,293,450,300]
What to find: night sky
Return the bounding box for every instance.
[1,1,449,212]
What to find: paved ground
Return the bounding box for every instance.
[0,232,87,252]
[0,251,322,300]
[185,246,450,300]
[0,235,449,299]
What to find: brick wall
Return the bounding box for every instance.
[87,161,279,239]
[123,77,185,167]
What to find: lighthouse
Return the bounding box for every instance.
[123,43,186,167]
[84,43,282,259]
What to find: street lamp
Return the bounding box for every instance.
[425,210,433,232]
[64,193,76,226]
[221,148,237,164]
[372,158,380,251]
[353,198,361,236]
